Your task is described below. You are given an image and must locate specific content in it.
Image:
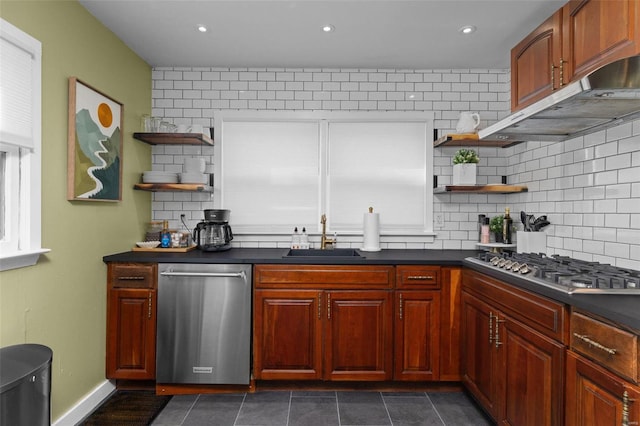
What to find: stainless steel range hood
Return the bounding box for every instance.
[479,55,640,142]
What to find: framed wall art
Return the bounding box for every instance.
[67,77,123,202]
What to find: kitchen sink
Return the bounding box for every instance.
[285,249,362,257]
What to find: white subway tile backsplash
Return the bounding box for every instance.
[150,66,640,267]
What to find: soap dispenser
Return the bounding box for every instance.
[300,227,309,249]
[291,227,300,249]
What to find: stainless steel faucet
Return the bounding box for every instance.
[320,214,336,249]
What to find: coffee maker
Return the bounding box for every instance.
[193,209,233,251]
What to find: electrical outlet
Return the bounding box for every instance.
[434,213,444,229]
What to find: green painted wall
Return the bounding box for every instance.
[0,1,152,421]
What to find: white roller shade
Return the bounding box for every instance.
[0,26,36,150]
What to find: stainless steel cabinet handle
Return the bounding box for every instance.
[160,271,246,279]
[623,391,629,426]
[407,276,434,281]
[551,63,557,91]
[573,333,617,356]
[318,292,322,320]
[399,293,403,320]
[327,293,331,320]
[117,276,145,281]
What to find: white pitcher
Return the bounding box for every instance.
[456,112,481,133]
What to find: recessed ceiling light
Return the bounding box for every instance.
[197,25,208,33]
[322,24,335,33]
[459,25,476,35]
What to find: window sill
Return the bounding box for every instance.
[0,248,51,272]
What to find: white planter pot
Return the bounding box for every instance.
[452,163,477,185]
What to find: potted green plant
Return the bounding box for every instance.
[490,214,504,243]
[452,148,479,185]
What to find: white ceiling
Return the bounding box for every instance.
[79,0,565,70]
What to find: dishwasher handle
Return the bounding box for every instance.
[160,271,246,280]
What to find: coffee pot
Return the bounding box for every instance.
[193,209,233,251]
[456,112,481,133]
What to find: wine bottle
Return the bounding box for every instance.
[503,207,513,244]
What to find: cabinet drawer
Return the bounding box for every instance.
[462,269,568,343]
[571,311,638,383]
[254,265,394,289]
[396,266,440,289]
[108,263,156,289]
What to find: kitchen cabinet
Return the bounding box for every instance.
[253,265,394,381]
[325,290,393,381]
[511,10,563,111]
[439,267,462,382]
[566,351,640,426]
[106,263,157,380]
[394,266,441,381]
[566,310,640,425]
[511,0,640,111]
[562,0,640,84]
[461,269,567,425]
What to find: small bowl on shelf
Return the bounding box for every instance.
[136,241,161,249]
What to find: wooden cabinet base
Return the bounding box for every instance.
[253,380,464,393]
[156,382,255,395]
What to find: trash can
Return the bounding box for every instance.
[0,344,52,426]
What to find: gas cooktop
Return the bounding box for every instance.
[467,252,640,295]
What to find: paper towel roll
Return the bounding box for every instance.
[362,209,380,252]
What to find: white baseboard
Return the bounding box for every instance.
[53,380,116,426]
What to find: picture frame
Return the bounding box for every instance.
[67,77,123,202]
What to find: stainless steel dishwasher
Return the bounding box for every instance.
[156,263,251,385]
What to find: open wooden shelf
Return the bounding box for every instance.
[434,134,522,148]
[434,184,528,194]
[134,183,214,192]
[133,132,214,146]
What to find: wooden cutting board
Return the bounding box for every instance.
[132,245,197,252]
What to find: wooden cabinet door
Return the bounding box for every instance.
[324,290,393,381]
[253,289,323,380]
[461,290,500,420]
[440,267,462,381]
[566,350,640,426]
[563,0,640,82]
[106,288,156,379]
[511,9,563,111]
[499,316,565,426]
[394,291,440,381]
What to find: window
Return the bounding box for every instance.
[0,19,48,271]
[214,111,434,237]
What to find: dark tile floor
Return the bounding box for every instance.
[151,390,493,426]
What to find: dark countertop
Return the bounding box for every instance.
[103,247,640,332]
[463,259,640,332]
[102,248,480,265]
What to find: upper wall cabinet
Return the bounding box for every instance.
[511,10,563,111]
[562,0,640,82]
[511,0,640,112]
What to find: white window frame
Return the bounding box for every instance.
[213,110,435,239]
[0,19,49,271]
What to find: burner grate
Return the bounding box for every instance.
[472,251,640,294]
